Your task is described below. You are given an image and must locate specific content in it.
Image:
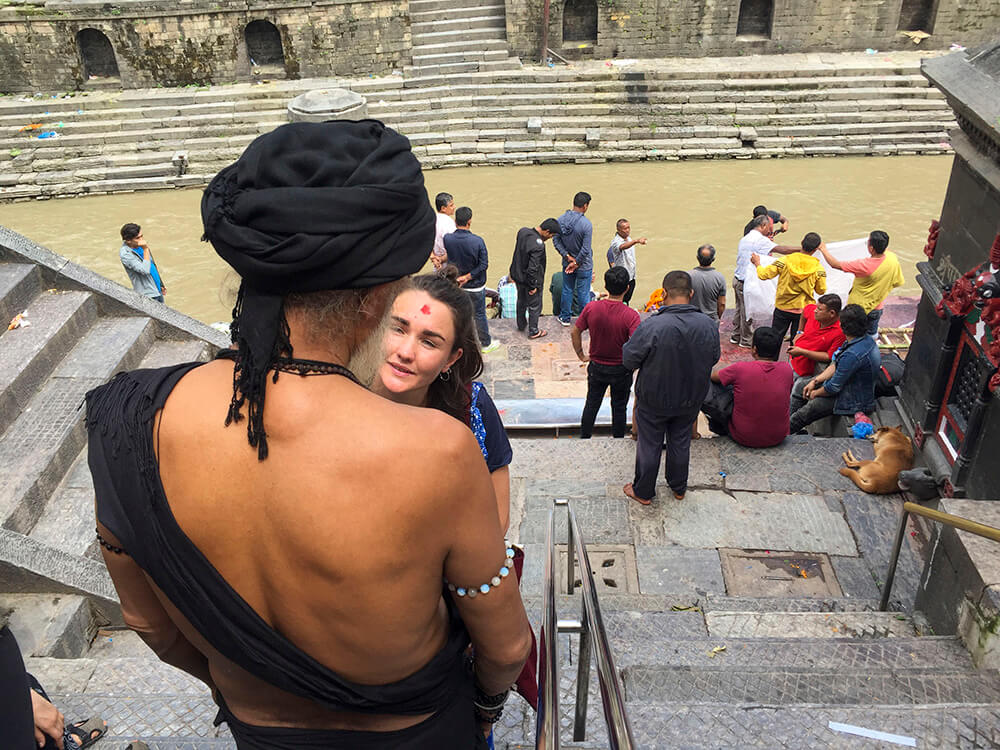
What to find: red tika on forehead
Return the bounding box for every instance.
[421,304,431,315]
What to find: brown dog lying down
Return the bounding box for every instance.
[840,426,915,494]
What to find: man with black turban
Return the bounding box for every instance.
[87,121,531,749]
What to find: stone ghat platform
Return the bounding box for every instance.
[0,51,953,201]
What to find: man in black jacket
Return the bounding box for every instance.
[623,270,720,504]
[509,218,561,339]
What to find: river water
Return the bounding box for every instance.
[0,155,950,324]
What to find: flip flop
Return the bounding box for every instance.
[623,483,652,506]
[66,717,107,749]
[125,743,150,750]
[528,329,548,339]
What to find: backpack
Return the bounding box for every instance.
[876,351,906,397]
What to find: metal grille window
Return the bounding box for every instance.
[947,347,988,430]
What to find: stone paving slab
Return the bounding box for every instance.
[701,596,880,613]
[706,611,917,639]
[634,547,724,596]
[648,489,858,555]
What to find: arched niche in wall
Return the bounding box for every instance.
[736,0,773,38]
[898,0,938,32]
[245,19,285,67]
[77,28,120,79]
[563,0,597,44]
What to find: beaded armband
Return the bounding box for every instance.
[446,547,515,598]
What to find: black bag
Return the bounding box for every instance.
[877,352,906,397]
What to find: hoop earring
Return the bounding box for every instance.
[439,369,451,381]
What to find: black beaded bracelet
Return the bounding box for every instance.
[474,686,510,711]
[474,706,504,724]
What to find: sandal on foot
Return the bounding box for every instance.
[66,717,107,749]
[125,743,150,750]
[528,329,547,339]
[623,483,652,506]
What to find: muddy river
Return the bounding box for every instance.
[1,155,950,324]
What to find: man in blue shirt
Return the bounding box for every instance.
[443,206,498,352]
[118,223,165,302]
[552,191,593,326]
[790,303,881,433]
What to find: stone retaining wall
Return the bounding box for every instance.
[0,0,411,93]
[508,0,1000,64]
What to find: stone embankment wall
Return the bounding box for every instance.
[0,0,410,93]
[508,0,1000,64]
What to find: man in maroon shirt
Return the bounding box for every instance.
[701,327,794,448]
[572,266,642,438]
[787,294,846,408]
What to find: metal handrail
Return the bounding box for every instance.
[880,501,1000,611]
[534,505,560,748]
[535,499,635,749]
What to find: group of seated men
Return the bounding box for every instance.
[704,292,882,446]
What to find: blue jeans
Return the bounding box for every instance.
[467,289,491,347]
[866,308,883,337]
[560,269,590,322]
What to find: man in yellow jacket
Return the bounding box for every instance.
[751,232,827,344]
[820,230,903,337]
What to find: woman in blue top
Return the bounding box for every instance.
[373,269,513,531]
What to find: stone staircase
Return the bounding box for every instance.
[0,52,955,201]
[406,0,521,77]
[0,226,225,625]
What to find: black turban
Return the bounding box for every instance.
[201,120,434,459]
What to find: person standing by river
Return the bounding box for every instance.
[119,223,166,302]
[606,218,647,306]
[509,218,561,340]
[444,206,499,353]
[553,191,594,326]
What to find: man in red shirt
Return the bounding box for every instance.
[701,327,794,448]
[787,294,846,407]
[572,266,642,438]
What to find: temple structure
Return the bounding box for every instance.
[901,41,1000,500]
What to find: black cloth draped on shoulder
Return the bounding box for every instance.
[86,364,481,749]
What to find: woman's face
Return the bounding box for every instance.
[378,289,463,397]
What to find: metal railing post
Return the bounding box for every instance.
[557,497,574,595]
[573,601,592,741]
[535,508,560,749]
[879,507,911,611]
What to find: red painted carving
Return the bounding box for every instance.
[991,232,1000,269]
[936,270,978,318]
[913,423,926,448]
[923,219,941,260]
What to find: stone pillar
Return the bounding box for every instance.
[287,89,368,123]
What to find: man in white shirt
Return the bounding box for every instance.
[731,215,798,348]
[430,192,456,269]
[607,218,647,306]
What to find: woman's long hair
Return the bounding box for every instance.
[412,267,484,422]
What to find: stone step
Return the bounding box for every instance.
[0,315,154,534]
[705,610,919,639]
[0,289,97,436]
[410,13,507,33]
[29,449,97,558]
[623,665,1000,705]
[411,49,510,66]
[509,703,1000,749]
[409,0,500,11]
[0,262,40,328]
[409,3,504,21]
[412,37,508,54]
[0,120,284,152]
[408,25,509,45]
[0,593,95,658]
[699,595,883,613]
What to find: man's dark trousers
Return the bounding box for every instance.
[771,308,800,343]
[467,289,491,347]
[580,363,633,438]
[633,404,698,499]
[515,282,543,336]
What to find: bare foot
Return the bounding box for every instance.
[623,483,652,506]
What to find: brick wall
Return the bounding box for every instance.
[0,0,411,92]
[507,0,1000,63]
